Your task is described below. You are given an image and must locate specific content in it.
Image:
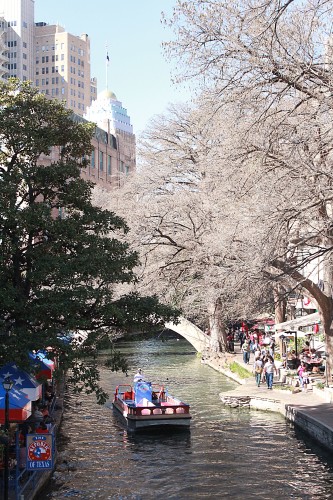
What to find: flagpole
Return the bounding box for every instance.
[106,42,109,91]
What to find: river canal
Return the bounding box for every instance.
[40,337,333,499]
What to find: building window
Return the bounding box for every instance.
[23,53,27,59]
[36,79,39,86]
[107,155,111,174]
[99,151,103,171]
[91,149,95,168]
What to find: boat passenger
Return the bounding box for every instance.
[133,368,145,383]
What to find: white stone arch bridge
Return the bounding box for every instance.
[165,316,210,353]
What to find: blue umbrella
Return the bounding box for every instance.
[0,378,32,423]
[29,352,55,380]
[0,363,42,401]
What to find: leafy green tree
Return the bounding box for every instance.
[0,80,180,402]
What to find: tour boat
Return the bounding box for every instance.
[112,381,191,432]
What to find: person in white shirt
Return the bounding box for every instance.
[263,356,278,389]
[133,368,145,383]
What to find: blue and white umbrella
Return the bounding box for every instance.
[0,378,32,423]
[0,363,42,401]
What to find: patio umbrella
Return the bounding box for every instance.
[262,338,271,345]
[0,363,42,401]
[0,378,32,424]
[29,352,55,381]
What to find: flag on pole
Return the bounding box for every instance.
[106,52,110,63]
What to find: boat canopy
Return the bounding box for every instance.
[134,381,152,405]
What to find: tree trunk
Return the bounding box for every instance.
[273,285,287,325]
[207,298,228,353]
[318,301,333,384]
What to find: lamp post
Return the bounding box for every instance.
[2,377,13,500]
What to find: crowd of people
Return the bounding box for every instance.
[228,328,323,391]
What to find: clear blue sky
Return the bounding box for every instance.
[35,0,191,135]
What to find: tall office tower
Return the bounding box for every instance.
[84,88,136,186]
[34,23,92,116]
[0,0,35,81]
[0,17,9,80]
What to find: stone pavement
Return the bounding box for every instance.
[203,344,333,451]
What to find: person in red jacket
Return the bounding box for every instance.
[35,422,48,434]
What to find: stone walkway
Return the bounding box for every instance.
[203,345,333,451]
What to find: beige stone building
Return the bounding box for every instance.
[0,17,8,79]
[0,0,136,192]
[0,0,35,81]
[34,23,91,117]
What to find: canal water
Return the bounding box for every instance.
[40,337,333,499]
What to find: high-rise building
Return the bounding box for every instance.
[0,0,136,191]
[0,17,9,80]
[0,0,35,81]
[84,89,136,187]
[34,23,91,116]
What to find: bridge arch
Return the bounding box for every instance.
[165,317,210,352]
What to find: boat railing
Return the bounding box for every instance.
[114,385,134,402]
[127,401,190,417]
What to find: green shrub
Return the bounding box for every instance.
[228,361,252,379]
[273,384,293,391]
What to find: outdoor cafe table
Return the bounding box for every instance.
[303,358,322,372]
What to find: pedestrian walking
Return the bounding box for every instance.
[239,330,245,348]
[254,357,264,387]
[297,362,309,391]
[242,339,251,364]
[263,355,278,389]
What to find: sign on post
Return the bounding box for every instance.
[26,433,54,470]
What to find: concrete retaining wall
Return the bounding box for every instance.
[219,393,333,452]
[285,405,333,451]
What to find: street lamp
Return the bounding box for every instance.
[2,377,13,500]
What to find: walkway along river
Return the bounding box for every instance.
[38,337,333,499]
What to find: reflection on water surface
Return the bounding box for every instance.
[39,338,333,499]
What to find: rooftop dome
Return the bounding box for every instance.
[98,89,118,101]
